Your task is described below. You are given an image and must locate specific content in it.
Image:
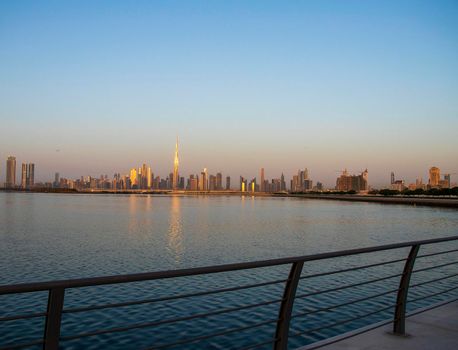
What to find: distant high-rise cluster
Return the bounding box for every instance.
[389,166,452,191]
[428,167,451,189]
[390,171,406,191]
[291,169,312,192]
[3,157,35,190]
[238,169,286,193]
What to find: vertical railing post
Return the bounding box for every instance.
[274,261,304,350]
[43,287,65,350]
[393,244,420,335]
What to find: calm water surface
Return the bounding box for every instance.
[1,193,457,349]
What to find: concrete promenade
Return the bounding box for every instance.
[300,300,458,350]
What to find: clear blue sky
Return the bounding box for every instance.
[1,0,457,187]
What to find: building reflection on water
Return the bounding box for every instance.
[167,195,184,264]
[128,195,154,236]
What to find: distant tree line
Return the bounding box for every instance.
[370,187,458,196]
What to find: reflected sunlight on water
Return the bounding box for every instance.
[168,196,184,264]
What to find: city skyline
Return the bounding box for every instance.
[1,148,456,188]
[1,1,458,186]
[2,142,456,190]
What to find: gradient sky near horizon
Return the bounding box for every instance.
[1,0,458,187]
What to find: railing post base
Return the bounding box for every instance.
[393,245,420,335]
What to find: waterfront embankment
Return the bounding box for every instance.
[290,194,458,208]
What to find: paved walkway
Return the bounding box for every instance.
[300,301,458,350]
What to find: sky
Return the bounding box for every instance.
[1,0,457,187]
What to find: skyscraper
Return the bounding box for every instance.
[429,167,440,187]
[173,138,179,190]
[21,163,27,189]
[27,164,34,188]
[216,172,223,190]
[209,175,217,191]
[280,173,286,191]
[129,168,138,188]
[226,176,231,190]
[21,163,35,189]
[199,168,208,191]
[140,163,148,189]
[444,174,451,189]
[260,168,265,192]
[147,167,152,189]
[54,172,60,188]
[5,156,16,189]
[240,176,247,192]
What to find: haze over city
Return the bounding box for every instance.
[1,1,458,187]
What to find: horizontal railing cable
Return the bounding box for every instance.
[292,288,399,320]
[0,311,46,322]
[299,258,406,280]
[403,296,458,320]
[416,248,458,259]
[239,338,279,350]
[412,260,458,273]
[144,318,278,350]
[63,278,286,314]
[296,273,402,299]
[410,273,458,289]
[60,298,284,341]
[407,284,458,304]
[290,304,396,339]
[0,339,43,350]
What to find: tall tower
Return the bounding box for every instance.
[173,137,179,190]
[429,167,440,186]
[5,156,16,189]
[130,168,138,187]
[27,163,34,188]
[260,168,265,192]
[391,172,395,184]
[147,167,152,189]
[21,163,27,188]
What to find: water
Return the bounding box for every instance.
[1,192,457,349]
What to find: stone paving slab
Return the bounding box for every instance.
[299,300,458,350]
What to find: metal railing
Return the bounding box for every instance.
[1,235,458,350]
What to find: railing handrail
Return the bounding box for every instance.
[2,235,457,295]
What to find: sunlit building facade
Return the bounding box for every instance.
[336,169,368,193]
[429,167,440,187]
[21,163,35,189]
[130,168,138,188]
[173,138,179,190]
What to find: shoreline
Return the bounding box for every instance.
[1,188,458,208]
[289,194,458,208]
